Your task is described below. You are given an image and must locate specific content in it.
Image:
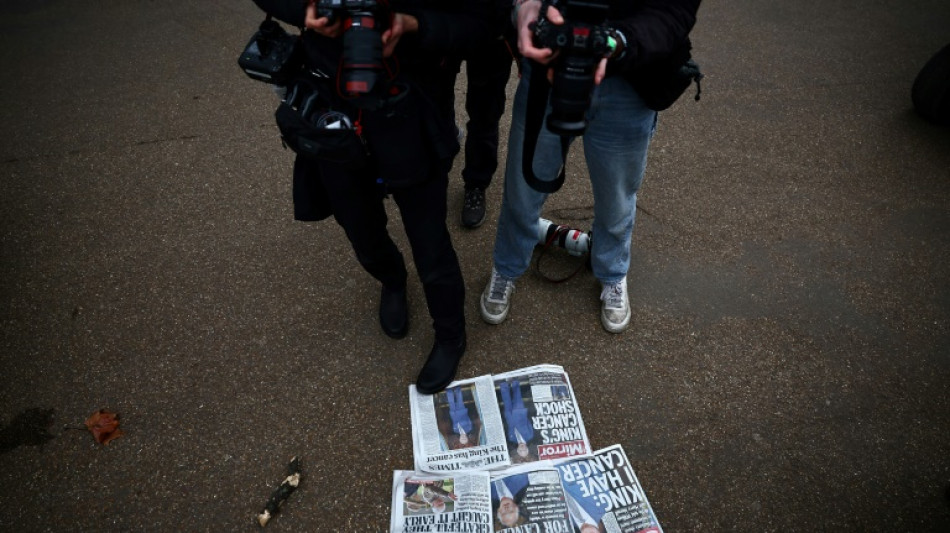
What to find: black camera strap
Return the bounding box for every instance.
[522,61,571,194]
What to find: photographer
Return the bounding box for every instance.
[480,0,701,334]
[250,0,491,393]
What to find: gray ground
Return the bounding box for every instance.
[2,0,949,531]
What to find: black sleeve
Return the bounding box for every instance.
[251,0,308,27]
[610,0,701,71]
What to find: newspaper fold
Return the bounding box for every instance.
[390,470,493,533]
[409,365,592,474]
[555,445,663,533]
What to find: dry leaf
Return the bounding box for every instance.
[84,409,123,445]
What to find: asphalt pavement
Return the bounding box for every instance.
[1,0,949,531]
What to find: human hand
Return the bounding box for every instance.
[382,13,419,57]
[305,1,343,38]
[516,0,560,64]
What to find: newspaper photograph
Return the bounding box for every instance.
[490,464,573,533]
[492,365,592,464]
[390,470,493,533]
[555,445,663,533]
[410,375,511,473]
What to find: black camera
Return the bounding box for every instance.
[317,0,389,96]
[238,16,303,86]
[533,0,611,136]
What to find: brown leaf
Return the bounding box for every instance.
[84,409,123,445]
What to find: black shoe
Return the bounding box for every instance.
[379,286,408,339]
[416,335,466,394]
[461,188,486,228]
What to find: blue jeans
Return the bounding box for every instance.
[492,60,657,284]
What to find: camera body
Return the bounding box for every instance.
[317,0,389,96]
[533,0,611,136]
[238,18,303,86]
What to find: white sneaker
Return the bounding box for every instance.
[600,278,631,333]
[480,267,515,324]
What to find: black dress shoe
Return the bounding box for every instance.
[379,286,408,339]
[416,335,466,395]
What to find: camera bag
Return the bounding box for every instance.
[274,77,368,166]
[629,38,703,112]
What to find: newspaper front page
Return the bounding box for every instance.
[555,445,663,533]
[410,375,511,473]
[492,365,592,465]
[489,464,574,533]
[390,470,493,533]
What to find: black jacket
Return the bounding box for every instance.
[251,0,494,190]
[533,0,701,108]
[251,0,493,102]
[605,0,702,109]
[606,0,701,75]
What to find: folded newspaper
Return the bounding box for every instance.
[408,365,592,473]
[398,366,662,533]
[390,470,493,533]
[555,445,663,533]
[392,445,662,533]
[489,463,573,532]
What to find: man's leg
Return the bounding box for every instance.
[316,160,410,338]
[491,61,569,279]
[483,61,576,324]
[460,38,514,228]
[317,161,407,289]
[392,166,466,394]
[393,170,465,345]
[582,76,657,332]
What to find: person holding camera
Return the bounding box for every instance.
[479,0,701,333]
[249,0,491,394]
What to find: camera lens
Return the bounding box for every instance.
[341,12,383,95]
[547,55,598,136]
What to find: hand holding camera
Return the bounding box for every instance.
[304,0,400,96]
[515,0,556,63]
[304,2,344,38]
[521,0,614,135]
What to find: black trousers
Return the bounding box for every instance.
[315,158,466,344]
[461,36,515,191]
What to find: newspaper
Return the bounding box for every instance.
[409,366,591,473]
[489,464,574,533]
[410,375,512,473]
[400,367,661,533]
[390,470,493,533]
[555,445,663,533]
[492,365,592,464]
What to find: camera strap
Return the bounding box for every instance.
[522,61,570,194]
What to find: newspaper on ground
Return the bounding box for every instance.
[555,445,663,533]
[410,375,512,473]
[409,365,592,473]
[390,470,493,533]
[489,463,574,533]
[492,365,592,465]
